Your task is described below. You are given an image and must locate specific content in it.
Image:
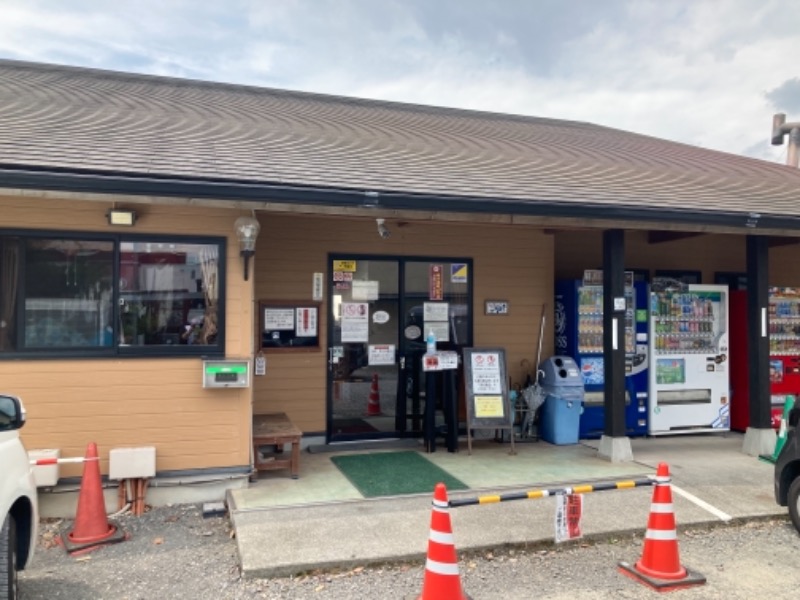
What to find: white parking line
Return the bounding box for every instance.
[671,484,732,522]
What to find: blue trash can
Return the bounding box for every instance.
[538,356,584,445]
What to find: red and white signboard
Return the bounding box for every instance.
[296,307,318,337]
[554,493,583,543]
[429,264,443,300]
[369,344,396,366]
[422,350,459,372]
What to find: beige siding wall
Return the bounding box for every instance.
[555,230,800,285]
[252,214,554,433]
[769,243,800,286]
[0,194,254,477]
[9,192,796,472]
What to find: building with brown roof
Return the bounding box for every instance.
[0,60,793,511]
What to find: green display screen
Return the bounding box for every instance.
[205,365,247,374]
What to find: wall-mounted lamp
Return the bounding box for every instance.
[234,215,261,281]
[376,218,390,239]
[107,208,137,226]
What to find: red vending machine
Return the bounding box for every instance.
[730,288,800,431]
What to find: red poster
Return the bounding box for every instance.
[429,264,443,301]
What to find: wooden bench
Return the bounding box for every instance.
[252,413,302,479]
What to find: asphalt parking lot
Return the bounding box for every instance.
[19,506,800,599]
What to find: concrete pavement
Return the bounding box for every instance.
[228,432,786,578]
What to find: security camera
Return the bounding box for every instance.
[376,218,390,239]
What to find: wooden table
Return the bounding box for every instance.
[252,413,302,479]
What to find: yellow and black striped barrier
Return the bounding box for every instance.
[448,477,654,508]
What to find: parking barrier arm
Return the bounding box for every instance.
[449,477,654,508]
[30,456,99,466]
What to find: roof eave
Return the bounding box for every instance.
[0,165,789,232]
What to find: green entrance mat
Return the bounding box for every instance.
[330,451,468,498]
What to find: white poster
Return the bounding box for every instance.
[312,273,324,301]
[264,308,294,330]
[341,302,369,342]
[423,302,449,321]
[254,353,266,376]
[470,352,502,394]
[368,344,395,365]
[352,280,379,301]
[424,321,450,343]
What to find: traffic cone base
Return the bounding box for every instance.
[619,561,706,593]
[67,522,117,544]
[61,522,128,556]
[619,462,705,593]
[60,442,128,556]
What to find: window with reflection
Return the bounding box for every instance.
[118,241,219,347]
[0,233,225,357]
[22,238,115,348]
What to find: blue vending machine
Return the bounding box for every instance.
[555,272,649,438]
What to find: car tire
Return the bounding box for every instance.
[0,513,17,600]
[789,476,800,535]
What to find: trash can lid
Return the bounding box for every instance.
[539,356,583,386]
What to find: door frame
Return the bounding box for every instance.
[325,253,473,443]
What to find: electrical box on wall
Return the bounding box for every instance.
[203,359,250,388]
[28,449,60,487]
[109,446,157,480]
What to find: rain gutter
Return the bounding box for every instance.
[0,165,792,232]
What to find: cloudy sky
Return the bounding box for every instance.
[2,0,799,163]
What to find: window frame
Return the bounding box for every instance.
[0,228,227,360]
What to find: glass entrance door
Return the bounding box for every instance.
[329,259,399,441]
[327,256,472,442]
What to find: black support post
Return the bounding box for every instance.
[603,229,627,437]
[747,235,771,429]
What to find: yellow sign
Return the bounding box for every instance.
[333,260,357,272]
[474,395,505,418]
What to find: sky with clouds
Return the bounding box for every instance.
[1,0,799,164]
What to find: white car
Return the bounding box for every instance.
[0,394,38,600]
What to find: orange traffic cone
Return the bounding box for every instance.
[619,462,705,592]
[418,483,470,600]
[365,373,382,416]
[61,442,127,555]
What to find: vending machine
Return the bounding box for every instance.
[648,282,730,435]
[729,287,800,431]
[555,273,649,439]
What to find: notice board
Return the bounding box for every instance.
[462,347,514,455]
[259,300,320,352]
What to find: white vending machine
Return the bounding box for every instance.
[648,283,730,434]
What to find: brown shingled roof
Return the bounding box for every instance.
[1,60,799,227]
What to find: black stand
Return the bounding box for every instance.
[423,368,458,453]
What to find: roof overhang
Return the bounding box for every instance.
[1,165,798,235]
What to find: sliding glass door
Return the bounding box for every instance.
[327,255,472,442]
